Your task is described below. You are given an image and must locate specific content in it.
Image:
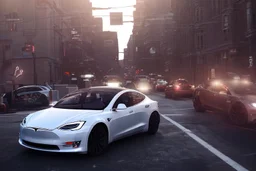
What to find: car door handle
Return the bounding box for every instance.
[145,105,150,108]
[129,110,133,113]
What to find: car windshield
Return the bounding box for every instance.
[54,90,118,110]
[157,80,167,85]
[177,80,189,85]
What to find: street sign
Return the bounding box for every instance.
[110,12,123,25]
[249,56,253,68]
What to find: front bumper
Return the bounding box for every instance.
[174,89,193,95]
[19,125,89,153]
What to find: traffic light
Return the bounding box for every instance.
[22,43,35,53]
[64,72,70,76]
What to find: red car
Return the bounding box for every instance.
[155,80,168,91]
[165,79,195,98]
[193,79,256,125]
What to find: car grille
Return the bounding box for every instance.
[22,140,60,150]
[21,128,59,140]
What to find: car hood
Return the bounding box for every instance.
[25,107,103,130]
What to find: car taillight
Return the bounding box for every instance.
[175,85,180,90]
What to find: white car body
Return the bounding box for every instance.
[19,87,159,153]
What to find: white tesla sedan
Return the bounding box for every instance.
[19,87,160,155]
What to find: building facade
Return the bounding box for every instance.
[129,0,173,74]
[0,0,94,93]
[171,0,256,83]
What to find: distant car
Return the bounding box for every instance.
[155,79,168,91]
[193,79,256,125]
[103,75,123,87]
[165,79,195,98]
[3,85,51,109]
[19,87,160,155]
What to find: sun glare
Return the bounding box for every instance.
[91,0,136,60]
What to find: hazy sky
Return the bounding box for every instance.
[90,0,136,60]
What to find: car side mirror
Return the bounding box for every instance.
[219,91,227,95]
[113,103,127,111]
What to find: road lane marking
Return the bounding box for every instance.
[161,114,248,171]
[164,114,185,116]
[168,108,194,111]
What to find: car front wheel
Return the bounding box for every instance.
[229,104,248,126]
[193,97,205,112]
[88,124,108,156]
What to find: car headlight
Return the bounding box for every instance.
[21,118,26,126]
[58,121,85,131]
[252,103,256,108]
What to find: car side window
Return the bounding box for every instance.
[28,87,42,92]
[113,92,133,109]
[131,92,145,105]
[15,88,25,95]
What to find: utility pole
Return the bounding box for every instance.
[32,51,37,85]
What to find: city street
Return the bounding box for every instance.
[1,92,256,171]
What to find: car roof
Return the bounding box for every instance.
[16,85,45,90]
[70,86,126,94]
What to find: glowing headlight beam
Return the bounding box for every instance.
[107,82,120,87]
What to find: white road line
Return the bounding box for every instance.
[161,114,248,171]
[164,114,185,116]
[169,108,194,111]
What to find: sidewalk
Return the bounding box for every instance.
[0,106,50,114]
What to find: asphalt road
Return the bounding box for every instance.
[0,92,256,171]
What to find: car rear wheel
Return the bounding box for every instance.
[88,124,108,156]
[193,97,205,112]
[148,112,160,135]
[229,104,248,126]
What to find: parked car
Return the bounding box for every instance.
[165,79,195,98]
[103,75,123,87]
[3,85,51,109]
[193,79,256,125]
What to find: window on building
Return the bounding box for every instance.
[200,31,204,49]
[223,30,228,41]
[212,0,216,15]
[223,0,228,9]
[223,15,229,30]
[247,2,252,31]
[195,8,202,22]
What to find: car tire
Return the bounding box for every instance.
[148,112,160,135]
[88,124,108,156]
[229,104,248,126]
[193,97,205,112]
[171,92,177,99]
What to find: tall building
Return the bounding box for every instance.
[130,0,173,74]
[170,0,256,83]
[0,0,70,93]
